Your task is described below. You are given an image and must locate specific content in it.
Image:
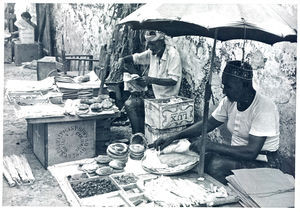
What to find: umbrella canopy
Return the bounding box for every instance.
[119,3,297,45]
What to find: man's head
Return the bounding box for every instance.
[21,12,31,21]
[145,30,166,57]
[221,60,253,102]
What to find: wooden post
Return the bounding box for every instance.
[196,30,218,177]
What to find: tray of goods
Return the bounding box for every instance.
[80,191,134,207]
[110,172,139,187]
[69,176,120,199]
[122,183,143,197]
[77,97,116,117]
[7,91,49,106]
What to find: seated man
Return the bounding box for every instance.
[118,30,182,134]
[151,60,280,184]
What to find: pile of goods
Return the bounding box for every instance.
[142,176,228,207]
[55,74,95,99]
[7,91,49,106]
[110,173,138,186]
[142,146,199,175]
[129,133,147,160]
[70,177,119,198]
[78,95,114,114]
[64,95,116,116]
[67,170,153,207]
[106,143,129,170]
[79,154,123,177]
[3,154,35,187]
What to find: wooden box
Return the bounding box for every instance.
[144,124,186,145]
[14,41,39,66]
[37,56,57,80]
[144,96,194,129]
[31,119,96,167]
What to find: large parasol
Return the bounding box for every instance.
[118,3,297,177]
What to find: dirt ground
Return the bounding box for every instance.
[2,63,132,206]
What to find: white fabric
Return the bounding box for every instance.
[132,44,182,99]
[212,92,280,152]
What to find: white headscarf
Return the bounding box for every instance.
[144,30,165,42]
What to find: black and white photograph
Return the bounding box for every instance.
[1,0,298,208]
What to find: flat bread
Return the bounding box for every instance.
[158,153,198,168]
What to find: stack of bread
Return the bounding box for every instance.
[129,133,147,160]
[106,143,129,170]
[129,144,145,160]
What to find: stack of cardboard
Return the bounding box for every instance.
[226,168,295,207]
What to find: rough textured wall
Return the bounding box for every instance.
[53,3,116,58]
[52,3,296,174]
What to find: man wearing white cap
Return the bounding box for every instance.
[118,30,182,134]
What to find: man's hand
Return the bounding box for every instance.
[148,135,175,151]
[135,76,151,87]
[189,139,212,153]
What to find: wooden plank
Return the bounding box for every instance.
[26,111,120,124]
[45,4,53,56]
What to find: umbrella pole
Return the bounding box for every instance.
[196,30,218,177]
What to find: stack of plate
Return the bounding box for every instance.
[106,143,129,170]
[129,144,145,160]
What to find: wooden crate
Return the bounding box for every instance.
[37,56,57,80]
[31,119,96,167]
[144,124,186,145]
[144,96,194,129]
[14,41,39,66]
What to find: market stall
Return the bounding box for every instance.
[48,150,239,207]
[5,72,120,168]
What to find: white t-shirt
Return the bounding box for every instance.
[132,45,182,99]
[212,92,280,152]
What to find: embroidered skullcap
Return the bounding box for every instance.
[223,60,253,80]
[144,30,165,42]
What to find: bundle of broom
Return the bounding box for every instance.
[3,154,35,187]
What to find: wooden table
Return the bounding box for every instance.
[26,111,120,168]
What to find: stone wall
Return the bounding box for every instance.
[52,3,296,175]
